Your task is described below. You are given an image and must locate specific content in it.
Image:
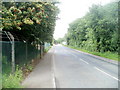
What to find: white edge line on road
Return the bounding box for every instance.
[80,59,89,64]
[94,67,119,81]
[52,50,57,88]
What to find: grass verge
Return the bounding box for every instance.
[2,66,23,88]
[65,45,118,61]
[2,60,37,88]
[2,47,51,88]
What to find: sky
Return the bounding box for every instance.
[53,0,113,40]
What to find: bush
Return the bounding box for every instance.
[2,66,23,88]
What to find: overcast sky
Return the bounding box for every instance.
[53,0,113,40]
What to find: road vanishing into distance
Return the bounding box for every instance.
[52,45,118,88]
[22,44,119,88]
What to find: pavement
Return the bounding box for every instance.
[22,47,55,88]
[22,45,119,88]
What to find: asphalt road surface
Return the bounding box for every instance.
[53,45,118,88]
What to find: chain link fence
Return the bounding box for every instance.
[2,41,51,74]
[1,30,51,76]
[2,41,42,74]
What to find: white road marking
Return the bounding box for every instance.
[65,50,89,64]
[94,67,119,81]
[64,50,77,58]
[52,51,57,88]
[70,53,77,58]
[80,59,89,64]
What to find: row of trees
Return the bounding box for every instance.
[54,38,64,44]
[66,2,118,52]
[1,2,59,45]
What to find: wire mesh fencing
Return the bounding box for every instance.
[2,41,42,74]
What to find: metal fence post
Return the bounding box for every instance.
[8,32,15,73]
[12,37,15,73]
[40,44,42,58]
[26,42,27,61]
[40,43,43,58]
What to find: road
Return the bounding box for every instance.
[53,45,118,88]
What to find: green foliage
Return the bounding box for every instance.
[2,56,12,74]
[1,2,59,44]
[1,2,59,87]
[55,38,65,44]
[2,66,23,88]
[26,65,33,72]
[67,2,118,53]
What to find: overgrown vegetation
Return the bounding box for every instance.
[2,66,23,88]
[2,55,41,88]
[1,2,59,44]
[66,1,118,60]
[54,38,65,44]
[1,1,59,88]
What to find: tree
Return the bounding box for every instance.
[66,1,118,52]
[1,2,59,45]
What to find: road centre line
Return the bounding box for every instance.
[70,53,77,58]
[65,49,89,64]
[80,59,89,64]
[64,49,77,58]
[94,67,119,81]
[69,53,89,64]
[64,48,119,81]
[71,49,119,81]
[63,47,119,82]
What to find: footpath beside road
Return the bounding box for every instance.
[22,47,55,88]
